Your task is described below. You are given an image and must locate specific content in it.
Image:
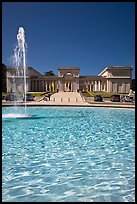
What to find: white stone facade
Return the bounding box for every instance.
[98,66,132,93]
[6,66,132,94]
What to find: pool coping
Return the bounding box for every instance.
[2,101,135,109]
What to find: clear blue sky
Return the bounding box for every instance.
[2,2,135,78]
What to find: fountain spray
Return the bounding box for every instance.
[2,27,32,118]
[14,27,27,114]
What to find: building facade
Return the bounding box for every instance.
[5,66,132,94]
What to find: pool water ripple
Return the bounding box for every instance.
[2,107,135,202]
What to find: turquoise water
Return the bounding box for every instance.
[2,107,135,202]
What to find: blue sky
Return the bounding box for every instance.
[2,2,135,78]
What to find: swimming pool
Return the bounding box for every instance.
[2,107,135,202]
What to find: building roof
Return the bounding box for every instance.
[28,66,42,75]
[58,67,80,70]
[98,66,132,76]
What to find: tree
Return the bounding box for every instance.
[43,70,55,76]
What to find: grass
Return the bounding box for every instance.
[2,92,47,97]
[29,92,47,97]
[82,91,128,98]
[2,91,129,98]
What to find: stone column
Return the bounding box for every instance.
[36,80,38,91]
[64,82,66,91]
[98,81,101,91]
[43,81,45,91]
[35,80,37,91]
[30,80,32,91]
[104,82,107,91]
[31,80,33,91]
[71,82,73,91]
[49,82,51,92]
[100,81,102,91]
[87,81,89,91]
[33,80,35,91]
[37,80,39,91]
[51,81,53,91]
[59,79,63,92]
[106,80,109,92]
[39,80,40,91]
[38,80,40,91]
[55,81,57,91]
[33,80,34,91]
[42,81,45,91]
[27,77,30,92]
[52,81,54,91]
[68,81,70,91]
[122,83,126,93]
[104,82,106,91]
[92,82,94,91]
[41,81,42,91]
[45,82,47,92]
[54,81,56,91]
[89,83,91,92]
[52,82,54,92]
[86,82,88,91]
[94,81,97,91]
[45,81,47,91]
[110,81,113,92]
[106,82,108,91]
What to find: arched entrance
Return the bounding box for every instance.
[63,72,74,92]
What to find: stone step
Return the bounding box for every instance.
[50,92,84,103]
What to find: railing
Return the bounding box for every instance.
[87,90,95,97]
[79,91,86,102]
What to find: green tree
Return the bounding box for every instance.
[43,70,55,76]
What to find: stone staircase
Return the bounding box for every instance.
[50,92,86,103]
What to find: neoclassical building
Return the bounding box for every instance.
[5,66,132,94]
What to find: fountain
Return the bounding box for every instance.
[3,27,31,118]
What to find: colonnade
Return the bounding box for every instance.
[31,80,58,92]
[31,79,107,92]
[80,80,107,92]
[64,81,72,91]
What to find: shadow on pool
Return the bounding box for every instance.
[3,115,85,121]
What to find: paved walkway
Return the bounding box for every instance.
[2,92,135,108]
[2,100,135,108]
